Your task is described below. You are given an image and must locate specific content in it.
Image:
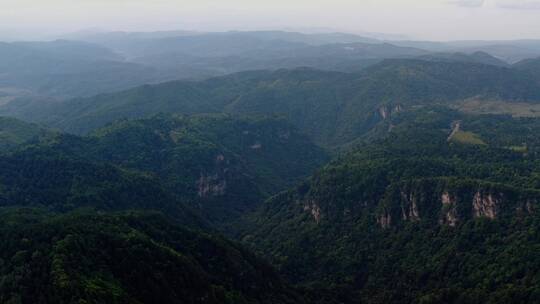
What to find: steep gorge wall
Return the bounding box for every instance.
[377,178,538,228]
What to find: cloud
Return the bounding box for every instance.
[448,0,485,7]
[496,0,540,9]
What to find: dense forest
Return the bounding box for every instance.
[1,30,540,303]
[0,209,305,304]
[4,57,540,148]
[240,108,540,303]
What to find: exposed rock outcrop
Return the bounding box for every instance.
[374,179,540,230]
[378,104,403,120]
[197,173,227,198]
[440,191,459,227]
[303,200,322,224]
[447,121,461,142]
[400,191,420,221]
[377,210,392,229]
[472,191,501,219]
[215,154,225,163]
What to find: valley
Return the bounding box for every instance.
[0,29,540,303]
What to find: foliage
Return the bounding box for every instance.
[240,107,540,303]
[0,117,52,152]
[0,114,327,226]
[0,208,304,304]
[6,59,540,148]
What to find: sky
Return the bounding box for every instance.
[1,0,540,41]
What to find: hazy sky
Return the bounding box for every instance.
[1,0,540,40]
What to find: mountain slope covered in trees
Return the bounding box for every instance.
[5,59,540,148]
[0,117,52,152]
[0,209,305,304]
[0,40,172,98]
[0,114,327,225]
[2,33,540,303]
[0,114,329,302]
[239,107,540,303]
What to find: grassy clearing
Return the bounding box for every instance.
[506,145,528,153]
[455,99,540,117]
[450,130,487,145]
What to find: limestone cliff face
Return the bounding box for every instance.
[440,191,459,227]
[197,154,229,198]
[378,104,403,120]
[400,191,420,221]
[377,209,392,229]
[302,200,322,224]
[526,199,536,213]
[472,191,501,219]
[376,180,538,229]
[197,173,227,198]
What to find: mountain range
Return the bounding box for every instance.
[1,29,540,303]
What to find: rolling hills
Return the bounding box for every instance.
[5,58,540,148]
[2,31,540,303]
[0,114,327,226]
[0,40,172,98]
[0,114,330,302]
[0,117,52,152]
[0,209,304,304]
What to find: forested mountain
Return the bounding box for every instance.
[0,114,328,303]
[4,31,540,104]
[0,40,172,98]
[130,41,428,76]
[416,51,509,67]
[239,107,540,303]
[0,142,204,227]
[2,29,540,303]
[0,115,327,225]
[513,57,540,76]
[0,209,304,304]
[392,39,540,63]
[0,31,428,101]
[71,30,540,64]
[68,30,381,59]
[0,117,52,151]
[5,59,540,148]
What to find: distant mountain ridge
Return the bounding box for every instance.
[4,30,540,102]
[416,51,509,67]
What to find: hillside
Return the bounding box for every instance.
[0,117,52,152]
[0,144,206,228]
[0,209,304,304]
[0,115,327,225]
[416,51,509,67]
[131,41,428,75]
[239,108,540,303]
[5,59,540,148]
[0,31,430,101]
[0,40,171,98]
[0,115,330,303]
[70,30,381,59]
[513,57,540,76]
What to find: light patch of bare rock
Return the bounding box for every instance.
[472,191,501,219]
[378,104,403,120]
[303,200,322,224]
[377,210,392,229]
[198,173,227,198]
[440,192,459,227]
[400,191,420,221]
